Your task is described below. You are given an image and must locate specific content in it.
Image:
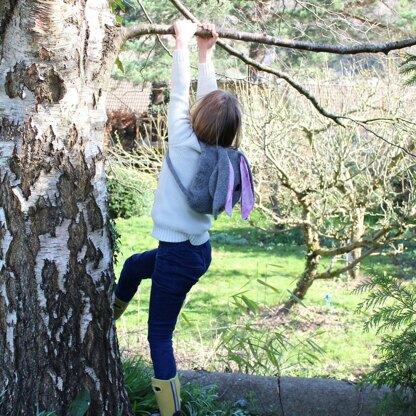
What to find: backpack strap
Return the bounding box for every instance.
[165,150,190,197]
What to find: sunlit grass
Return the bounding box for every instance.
[114,213,396,380]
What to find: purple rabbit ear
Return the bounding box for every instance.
[225,155,235,217]
[240,156,254,219]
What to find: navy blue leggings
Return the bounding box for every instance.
[115,240,211,380]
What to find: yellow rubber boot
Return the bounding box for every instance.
[151,374,181,416]
[113,296,129,320]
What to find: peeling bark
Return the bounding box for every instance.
[0,0,131,414]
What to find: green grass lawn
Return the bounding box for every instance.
[114,213,401,381]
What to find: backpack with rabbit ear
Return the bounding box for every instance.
[166,142,254,219]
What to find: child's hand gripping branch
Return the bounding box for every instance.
[173,20,197,50]
[173,20,219,61]
[197,22,219,63]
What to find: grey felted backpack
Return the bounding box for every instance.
[166,142,254,220]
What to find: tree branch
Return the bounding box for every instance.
[315,227,392,257]
[122,24,416,55]
[316,246,382,280]
[135,0,172,57]
[339,116,416,158]
[316,227,406,280]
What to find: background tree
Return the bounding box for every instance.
[240,69,416,310]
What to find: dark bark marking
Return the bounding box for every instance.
[83,26,90,72]
[4,63,66,103]
[0,117,17,141]
[8,145,22,182]
[0,269,16,384]
[0,222,5,258]
[58,154,94,220]
[68,212,88,256]
[17,123,59,198]
[38,47,53,61]
[44,69,66,103]
[85,239,103,269]
[67,124,81,148]
[58,170,80,220]
[40,259,60,299]
[76,48,81,76]
[28,197,60,237]
[100,24,121,79]
[86,197,103,231]
[0,0,18,53]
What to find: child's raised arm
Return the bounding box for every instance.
[167,20,196,147]
[197,23,218,64]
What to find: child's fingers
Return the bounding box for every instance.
[204,23,218,40]
[174,19,197,37]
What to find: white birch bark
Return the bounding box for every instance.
[0,0,132,414]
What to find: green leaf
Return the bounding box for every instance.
[69,390,91,416]
[257,279,280,293]
[111,0,126,13]
[286,289,307,308]
[180,312,192,326]
[240,295,260,313]
[115,56,124,74]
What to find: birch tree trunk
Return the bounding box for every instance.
[0,1,132,414]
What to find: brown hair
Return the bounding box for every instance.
[191,89,242,148]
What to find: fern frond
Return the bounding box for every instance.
[400,54,416,86]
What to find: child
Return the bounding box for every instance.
[114,20,253,416]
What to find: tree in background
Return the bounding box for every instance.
[241,68,416,310]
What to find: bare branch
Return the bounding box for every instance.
[123,23,416,55]
[119,0,416,155]
[316,245,381,280]
[339,116,416,158]
[136,0,172,57]
[315,227,392,257]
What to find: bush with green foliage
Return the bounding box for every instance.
[355,274,416,415]
[107,163,155,220]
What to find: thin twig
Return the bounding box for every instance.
[136,0,172,57]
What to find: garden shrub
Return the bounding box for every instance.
[107,163,155,220]
[355,274,416,415]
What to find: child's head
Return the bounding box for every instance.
[191,90,241,148]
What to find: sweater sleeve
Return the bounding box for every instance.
[196,61,218,101]
[168,49,193,147]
